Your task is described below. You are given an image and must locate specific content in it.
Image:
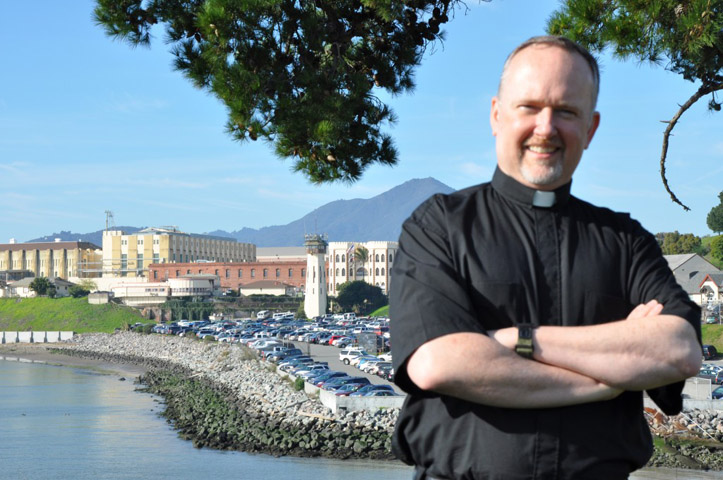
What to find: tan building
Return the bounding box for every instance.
[0,240,102,281]
[327,241,397,295]
[102,227,255,278]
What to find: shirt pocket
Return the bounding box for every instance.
[583,290,632,325]
[470,282,528,329]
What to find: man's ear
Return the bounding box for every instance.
[585,111,601,149]
[490,96,500,137]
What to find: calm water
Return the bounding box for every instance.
[1,358,721,480]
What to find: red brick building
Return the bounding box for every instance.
[147,260,308,291]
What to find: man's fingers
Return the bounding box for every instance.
[627,300,663,320]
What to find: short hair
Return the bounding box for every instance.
[498,35,600,109]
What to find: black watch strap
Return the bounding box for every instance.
[515,323,535,359]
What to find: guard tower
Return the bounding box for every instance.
[304,234,328,318]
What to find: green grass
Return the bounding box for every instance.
[369,305,389,317]
[702,324,723,350]
[0,297,145,333]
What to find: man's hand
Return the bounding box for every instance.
[626,299,664,320]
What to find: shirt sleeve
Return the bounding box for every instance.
[626,222,702,415]
[390,196,487,394]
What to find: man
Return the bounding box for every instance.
[389,36,702,480]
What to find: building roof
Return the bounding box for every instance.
[701,272,723,287]
[0,241,101,251]
[240,280,294,289]
[663,254,722,294]
[256,247,306,259]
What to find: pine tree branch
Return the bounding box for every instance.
[660,81,723,211]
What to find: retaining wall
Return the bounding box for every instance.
[301,377,406,413]
[1,331,74,344]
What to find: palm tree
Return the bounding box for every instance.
[353,246,369,282]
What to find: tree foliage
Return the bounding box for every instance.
[655,231,706,255]
[548,0,723,210]
[29,277,55,297]
[711,235,723,261]
[69,285,91,298]
[94,0,465,183]
[707,191,723,233]
[334,280,386,314]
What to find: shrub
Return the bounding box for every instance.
[294,377,305,391]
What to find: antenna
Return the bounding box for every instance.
[104,210,115,231]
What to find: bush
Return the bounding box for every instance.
[294,377,305,391]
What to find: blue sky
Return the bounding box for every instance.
[1,0,721,244]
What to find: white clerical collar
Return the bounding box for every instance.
[532,190,556,208]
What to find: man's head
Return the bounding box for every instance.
[490,36,601,191]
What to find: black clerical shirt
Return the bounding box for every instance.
[390,168,701,480]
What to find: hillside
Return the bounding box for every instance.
[29,178,455,247]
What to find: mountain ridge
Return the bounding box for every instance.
[27,178,455,247]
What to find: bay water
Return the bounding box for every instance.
[1,358,721,480]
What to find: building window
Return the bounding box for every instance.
[341,268,345,276]
[382,268,385,275]
[301,268,305,277]
[276,268,280,278]
[389,253,393,263]
[288,268,293,277]
[251,269,256,278]
[335,254,340,262]
[238,269,243,278]
[375,268,380,275]
[263,269,268,278]
[226,269,230,278]
[175,270,180,277]
[186,269,191,274]
[153,271,158,279]
[375,254,380,262]
[336,268,339,276]
[341,254,345,262]
[381,254,385,262]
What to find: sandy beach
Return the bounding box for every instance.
[0,343,147,379]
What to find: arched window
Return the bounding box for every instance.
[341,268,345,276]
[381,254,385,262]
[375,254,380,262]
[341,254,345,262]
[381,268,385,275]
[389,253,393,262]
[375,268,380,275]
[335,254,340,262]
[336,268,340,276]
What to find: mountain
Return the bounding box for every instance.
[209,177,455,246]
[28,178,455,247]
[28,226,144,247]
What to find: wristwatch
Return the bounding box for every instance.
[515,323,535,359]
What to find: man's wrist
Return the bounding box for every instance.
[515,323,536,359]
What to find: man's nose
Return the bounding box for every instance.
[533,108,557,137]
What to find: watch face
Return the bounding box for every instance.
[519,325,532,339]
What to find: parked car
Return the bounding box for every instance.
[349,385,395,397]
[364,390,400,397]
[703,345,718,360]
[339,349,369,365]
[712,386,723,400]
[320,376,371,391]
[334,383,367,396]
[311,371,348,386]
[697,368,723,384]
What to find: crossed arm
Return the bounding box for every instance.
[405,300,702,409]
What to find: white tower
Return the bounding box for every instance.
[304,234,328,319]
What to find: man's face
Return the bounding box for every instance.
[490,44,600,191]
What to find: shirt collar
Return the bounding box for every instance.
[491,167,571,208]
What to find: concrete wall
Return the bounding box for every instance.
[300,376,406,414]
[1,331,74,343]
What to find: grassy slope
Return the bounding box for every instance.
[0,297,145,333]
[701,324,723,350]
[369,305,389,317]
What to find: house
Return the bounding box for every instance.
[664,254,722,305]
[700,273,723,306]
[4,277,75,298]
[240,280,297,297]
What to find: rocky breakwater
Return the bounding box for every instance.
[53,332,397,459]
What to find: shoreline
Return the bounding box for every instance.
[0,343,147,379]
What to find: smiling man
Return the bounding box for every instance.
[390,36,701,480]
